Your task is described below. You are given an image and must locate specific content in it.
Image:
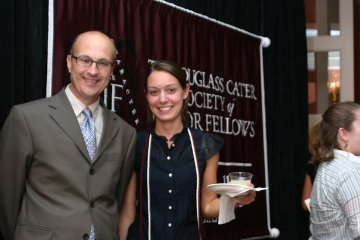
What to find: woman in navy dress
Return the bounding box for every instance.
[119,60,256,240]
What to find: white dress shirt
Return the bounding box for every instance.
[310,150,360,239]
[65,84,104,146]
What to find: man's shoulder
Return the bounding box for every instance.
[11,97,53,115]
[104,108,136,131]
[15,89,66,110]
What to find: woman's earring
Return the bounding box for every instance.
[152,113,155,121]
[345,142,348,148]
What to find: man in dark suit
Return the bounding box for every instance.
[0,31,136,240]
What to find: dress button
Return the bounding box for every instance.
[167,156,171,160]
[169,173,172,177]
[90,202,95,208]
[83,234,89,239]
[168,223,172,227]
[89,169,95,175]
[169,206,172,209]
[169,189,172,193]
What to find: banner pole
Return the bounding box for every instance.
[46,0,55,97]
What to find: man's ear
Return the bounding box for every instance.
[110,64,116,76]
[66,55,72,73]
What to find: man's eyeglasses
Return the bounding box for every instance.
[71,54,115,70]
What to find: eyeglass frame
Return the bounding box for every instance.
[71,54,115,70]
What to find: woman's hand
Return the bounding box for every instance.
[232,183,256,208]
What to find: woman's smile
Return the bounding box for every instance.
[146,71,188,125]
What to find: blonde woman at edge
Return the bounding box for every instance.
[309,102,360,240]
[118,60,256,240]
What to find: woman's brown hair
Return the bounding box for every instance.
[309,102,360,164]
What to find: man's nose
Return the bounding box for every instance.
[87,61,99,74]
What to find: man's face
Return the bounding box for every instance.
[66,32,115,106]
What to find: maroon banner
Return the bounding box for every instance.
[52,0,270,239]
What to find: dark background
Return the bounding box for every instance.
[0,0,309,239]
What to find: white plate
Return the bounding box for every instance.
[207,183,253,195]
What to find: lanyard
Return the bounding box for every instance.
[139,128,202,240]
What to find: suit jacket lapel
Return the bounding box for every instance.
[48,89,91,162]
[93,104,119,162]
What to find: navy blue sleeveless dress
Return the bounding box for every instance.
[127,124,224,240]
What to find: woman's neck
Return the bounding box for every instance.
[154,120,184,141]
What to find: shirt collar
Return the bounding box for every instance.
[334,149,360,164]
[148,123,189,142]
[65,84,100,116]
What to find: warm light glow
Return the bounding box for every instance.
[327,68,340,105]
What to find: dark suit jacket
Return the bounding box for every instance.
[0,89,136,240]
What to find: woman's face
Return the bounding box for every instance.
[345,109,360,155]
[146,70,189,126]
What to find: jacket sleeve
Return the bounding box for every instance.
[0,105,33,240]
